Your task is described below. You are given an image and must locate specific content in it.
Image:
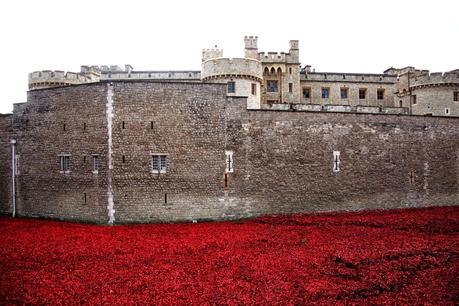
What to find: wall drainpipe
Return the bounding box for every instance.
[10,139,16,218]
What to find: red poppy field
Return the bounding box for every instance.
[0,206,458,305]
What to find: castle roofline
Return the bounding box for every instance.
[302,71,396,77]
[101,70,201,74]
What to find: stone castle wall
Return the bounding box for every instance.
[0,114,12,214]
[1,81,458,223]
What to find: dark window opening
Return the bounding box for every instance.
[150,121,154,129]
[454,91,459,102]
[340,88,348,99]
[83,122,86,130]
[224,173,228,187]
[359,89,367,99]
[251,83,257,95]
[122,155,125,163]
[63,123,66,131]
[83,156,86,163]
[288,83,293,93]
[412,95,417,105]
[227,82,235,93]
[303,88,310,99]
[84,193,87,204]
[164,193,168,204]
[377,89,385,100]
[321,88,329,99]
[289,67,292,74]
[122,121,125,129]
[267,80,278,92]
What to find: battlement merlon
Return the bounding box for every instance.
[410,71,459,88]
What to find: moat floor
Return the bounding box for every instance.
[0,207,458,305]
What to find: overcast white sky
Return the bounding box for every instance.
[0,0,457,113]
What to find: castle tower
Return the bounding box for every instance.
[201,37,263,109]
[244,36,259,60]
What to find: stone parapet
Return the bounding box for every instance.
[201,58,263,81]
[410,71,459,88]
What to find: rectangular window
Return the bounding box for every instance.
[227,82,235,93]
[267,80,278,92]
[454,91,458,102]
[359,88,367,99]
[59,155,70,173]
[377,89,385,100]
[152,155,167,174]
[340,88,348,99]
[251,83,257,95]
[225,150,234,173]
[445,108,450,115]
[321,88,329,99]
[303,87,310,99]
[92,155,100,173]
[412,95,417,105]
[288,83,293,93]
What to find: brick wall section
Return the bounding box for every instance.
[0,114,12,214]
[12,84,109,222]
[225,106,459,216]
[110,82,228,222]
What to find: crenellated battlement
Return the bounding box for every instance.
[28,70,99,90]
[202,48,223,62]
[201,58,262,81]
[410,71,459,88]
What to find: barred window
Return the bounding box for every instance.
[152,155,167,174]
[92,155,100,173]
[59,155,70,173]
[359,88,367,99]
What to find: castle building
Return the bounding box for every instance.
[28,36,459,117]
[0,36,458,224]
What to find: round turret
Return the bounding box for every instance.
[201,57,263,109]
[28,70,98,90]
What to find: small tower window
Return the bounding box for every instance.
[227,82,235,93]
[251,83,257,95]
[288,83,293,93]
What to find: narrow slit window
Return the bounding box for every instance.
[122,155,126,163]
[288,83,293,93]
[122,121,125,129]
[150,121,154,129]
[225,150,234,173]
[333,151,340,173]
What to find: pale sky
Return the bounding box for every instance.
[0,0,458,113]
